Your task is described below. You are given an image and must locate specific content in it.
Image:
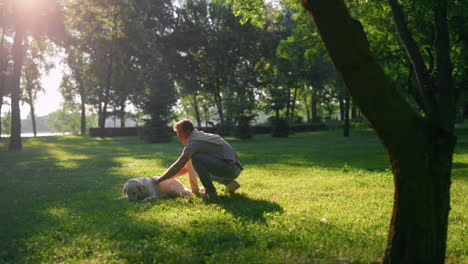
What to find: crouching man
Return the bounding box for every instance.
[154,119,243,198]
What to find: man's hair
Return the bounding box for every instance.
[173,119,194,132]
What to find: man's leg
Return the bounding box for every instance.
[191,153,240,195]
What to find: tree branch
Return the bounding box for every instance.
[433,0,456,132]
[387,0,437,120]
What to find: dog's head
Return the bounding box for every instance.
[123,179,147,202]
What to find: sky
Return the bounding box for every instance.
[31,62,63,118]
[1,54,64,120]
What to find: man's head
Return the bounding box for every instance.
[173,119,194,145]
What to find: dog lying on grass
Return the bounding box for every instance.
[123,176,192,202]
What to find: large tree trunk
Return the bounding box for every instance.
[302,0,456,263]
[432,0,455,132]
[9,28,25,151]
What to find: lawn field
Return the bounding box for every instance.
[0,127,466,263]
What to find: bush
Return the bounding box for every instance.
[141,118,172,143]
[237,116,253,140]
[270,117,289,137]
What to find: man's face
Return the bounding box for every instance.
[176,128,191,145]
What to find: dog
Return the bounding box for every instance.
[122,176,192,202]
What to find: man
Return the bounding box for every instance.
[154,119,243,197]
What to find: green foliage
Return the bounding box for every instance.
[269,116,290,137]
[46,103,96,135]
[0,128,466,263]
[225,0,266,27]
[1,111,11,135]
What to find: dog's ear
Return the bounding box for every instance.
[137,182,145,193]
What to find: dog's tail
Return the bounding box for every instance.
[114,196,127,200]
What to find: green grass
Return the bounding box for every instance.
[0,127,466,263]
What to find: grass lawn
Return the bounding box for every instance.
[0,127,466,263]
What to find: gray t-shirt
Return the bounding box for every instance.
[185,139,240,164]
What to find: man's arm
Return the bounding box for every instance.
[174,165,189,177]
[155,148,193,184]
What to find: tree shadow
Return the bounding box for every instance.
[204,193,284,224]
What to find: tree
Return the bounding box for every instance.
[21,39,52,137]
[130,0,178,142]
[61,41,89,135]
[0,22,11,141]
[275,4,336,123]
[9,24,25,150]
[302,0,457,263]
[6,0,65,150]
[46,102,97,135]
[1,111,11,136]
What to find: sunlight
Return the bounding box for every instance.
[14,0,58,27]
[46,206,70,220]
[14,0,42,17]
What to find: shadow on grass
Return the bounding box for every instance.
[205,193,284,224]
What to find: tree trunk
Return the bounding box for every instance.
[351,100,357,120]
[302,1,456,263]
[344,91,350,137]
[464,102,468,120]
[9,28,25,151]
[76,64,87,136]
[30,103,37,137]
[192,92,201,128]
[433,0,455,132]
[303,91,311,122]
[25,86,37,137]
[212,85,224,126]
[311,88,318,121]
[291,87,298,122]
[339,96,344,121]
[120,101,126,128]
[102,57,113,130]
[383,127,454,264]
[285,88,291,121]
[80,97,86,135]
